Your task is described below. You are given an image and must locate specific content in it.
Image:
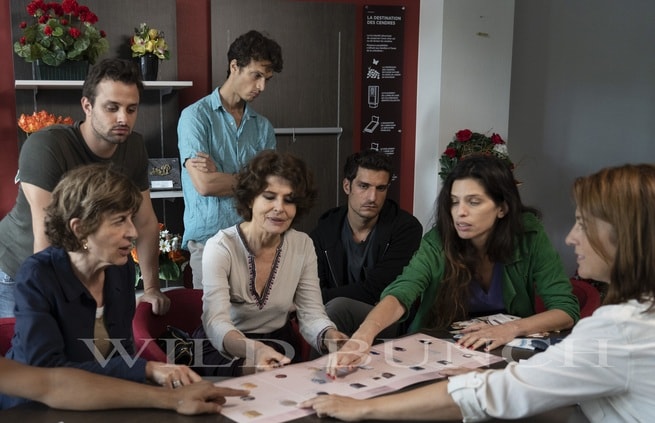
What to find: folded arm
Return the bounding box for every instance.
[184,153,236,197]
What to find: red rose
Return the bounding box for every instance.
[50,3,64,16]
[456,129,472,142]
[59,18,68,26]
[19,36,26,45]
[61,0,78,15]
[80,11,98,24]
[100,30,106,38]
[491,133,505,144]
[43,25,53,36]
[20,21,27,29]
[38,15,48,24]
[27,0,46,16]
[78,7,98,24]
[68,27,81,38]
[444,147,457,158]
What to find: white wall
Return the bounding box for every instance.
[414,0,444,228]
[510,0,655,274]
[415,0,515,230]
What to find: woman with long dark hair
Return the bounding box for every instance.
[327,154,579,374]
[304,163,655,422]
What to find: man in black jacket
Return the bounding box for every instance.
[310,149,422,338]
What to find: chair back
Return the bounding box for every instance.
[132,288,203,362]
[535,277,601,319]
[570,278,602,318]
[0,317,16,356]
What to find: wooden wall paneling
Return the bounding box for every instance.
[210,0,355,232]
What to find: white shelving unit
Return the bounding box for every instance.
[151,190,184,199]
[15,80,193,90]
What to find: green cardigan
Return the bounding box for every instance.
[381,213,580,333]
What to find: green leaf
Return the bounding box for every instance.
[158,256,181,281]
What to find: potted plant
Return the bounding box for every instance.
[131,223,187,287]
[17,109,74,146]
[130,22,170,80]
[438,129,514,181]
[18,110,74,134]
[13,0,109,79]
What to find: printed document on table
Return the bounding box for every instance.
[213,333,503,423]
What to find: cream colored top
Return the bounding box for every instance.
[202,226,335,355]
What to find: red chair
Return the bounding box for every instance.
[132,288,203,363]
[535,277,601,319]
[0,317,16,356]
[289,314,312,362]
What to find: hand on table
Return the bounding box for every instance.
[243,343,291,374]
[300,394,367,421]
[324,336,372,379]
[456,321,520,351]
[147,361,203,389]
[172,382,249,415]
[322,328,349,353]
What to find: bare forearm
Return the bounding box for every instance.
[188,169,236,197]
[352,295,405,343]
[223,330,259,358]
[514,309,574,336]
[362,381,462,421]
[32,367,173,411]
[302,380,464,421]
[135,199,161,292]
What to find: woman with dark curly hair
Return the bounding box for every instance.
[196,150,347,376]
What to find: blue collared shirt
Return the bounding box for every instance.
[177,87,276,247]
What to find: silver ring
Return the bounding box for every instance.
[172,379,181,389]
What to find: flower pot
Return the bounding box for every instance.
[33,60,89,80]
[135,54,159,81]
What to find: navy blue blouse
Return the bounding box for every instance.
[1,246,146,409]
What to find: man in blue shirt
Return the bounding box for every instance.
[177,30,283,288]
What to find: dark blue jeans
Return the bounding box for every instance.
[0,270,15,318]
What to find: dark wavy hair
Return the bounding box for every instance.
[234,150,316,222]
[428,154,540,328]
[44,163,142,251]
[572,164,655,311]
[82,58,144,105]
[343,149,393,183]
[226,30,283,78]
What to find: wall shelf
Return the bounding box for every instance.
[14,79,192,205]
[15,80,193,90]
[151,190,183,199]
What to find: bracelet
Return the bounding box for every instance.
[318,327,332,353]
